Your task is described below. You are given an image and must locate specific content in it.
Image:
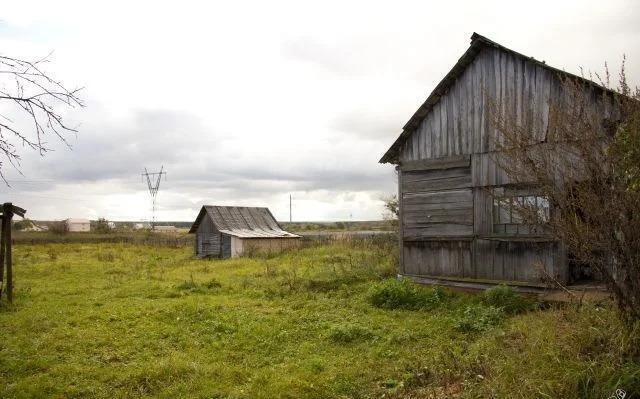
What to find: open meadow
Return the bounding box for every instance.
[1,240,639,398]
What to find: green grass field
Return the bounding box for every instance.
[1,241,638,398]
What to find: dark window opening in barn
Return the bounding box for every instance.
[493,195,549,235]
[568,254,603,284]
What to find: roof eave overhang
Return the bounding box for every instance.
[187,206,206,234]
[379,34,486,164]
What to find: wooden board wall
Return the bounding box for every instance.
[397,154,568,285]
[403,239,563,284]
[398,46,616,164]
[401,165,473,240]
[196,216,221,257]
[403,240,472,278]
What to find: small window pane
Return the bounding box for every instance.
[537,196,550,222]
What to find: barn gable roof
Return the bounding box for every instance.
[379,32,613,164]
[188,205,300,238]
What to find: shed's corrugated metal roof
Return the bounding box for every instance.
[188,205,300,238]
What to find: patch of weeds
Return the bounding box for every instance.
[380,378,403,393]
[205,278,222,290]
[304,276,360,293]
[307,358,326,373]
[176,278,199,291]
[321,254,350,265]
[175,275,223,294]
[263,261,279,278]
[202,319,236,337]
[47,247,59,261]
[280,268,300,292]
[368,279,448,310]
[454,304,504,333]
[96,251,117,262]
[482,284,535,314]
[328,323,374,344]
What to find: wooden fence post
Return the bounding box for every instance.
[5,203,13,303]
[0,206,5,299]
[0,203,25,303]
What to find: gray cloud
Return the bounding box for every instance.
[331,108,405,140]
[2,0,638,221]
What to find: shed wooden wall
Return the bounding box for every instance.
[240,238,301,256]
[196,216,221,258]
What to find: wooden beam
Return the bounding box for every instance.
[400,155,471,172]
[10,205,26,218]
[403,236,474,242]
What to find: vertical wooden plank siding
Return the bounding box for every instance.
[397,168,404,274]
[399,46,563,164]
[196,215,222,258]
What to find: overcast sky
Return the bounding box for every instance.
[0,1,638,222]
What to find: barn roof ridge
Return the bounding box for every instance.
[188,205,300,238]
[379,32,614,164]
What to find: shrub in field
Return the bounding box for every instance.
[49,221,68,235]
[482,284,535,315]
[175,275,223,294]
[454,304,504,333]
[205,278,222,290]
[93,218,112,234]
[368,279,448,310]
[46,247,59,261]
[328,324,373,343]
[96,251,116,262]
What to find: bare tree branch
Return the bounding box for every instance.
[0,52,83,183]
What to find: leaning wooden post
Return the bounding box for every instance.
[4,203,13,303]
[0,206,5,299]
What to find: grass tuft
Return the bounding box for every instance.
[453,304,504,333]
[328,324,374,344]
[368,279,448,310]
[482,284,535,314]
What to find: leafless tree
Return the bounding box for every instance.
[0,53,83,181]
[488,61,640,324]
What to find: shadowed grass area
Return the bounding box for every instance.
[0,242,638,398]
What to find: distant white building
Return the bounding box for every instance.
[65,218,91,232]
[133,222,151,230]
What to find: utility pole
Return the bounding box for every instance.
[141,166,167,229]
[289,194,292,223]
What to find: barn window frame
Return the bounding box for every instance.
[492,189,550,235]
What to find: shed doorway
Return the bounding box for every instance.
[221,234,231,258]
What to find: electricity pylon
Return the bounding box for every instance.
[141,166,166,229]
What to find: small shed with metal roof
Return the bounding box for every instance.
[188,205,300,258]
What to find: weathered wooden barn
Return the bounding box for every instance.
[189,205,300,258]
[380,33,615,290]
